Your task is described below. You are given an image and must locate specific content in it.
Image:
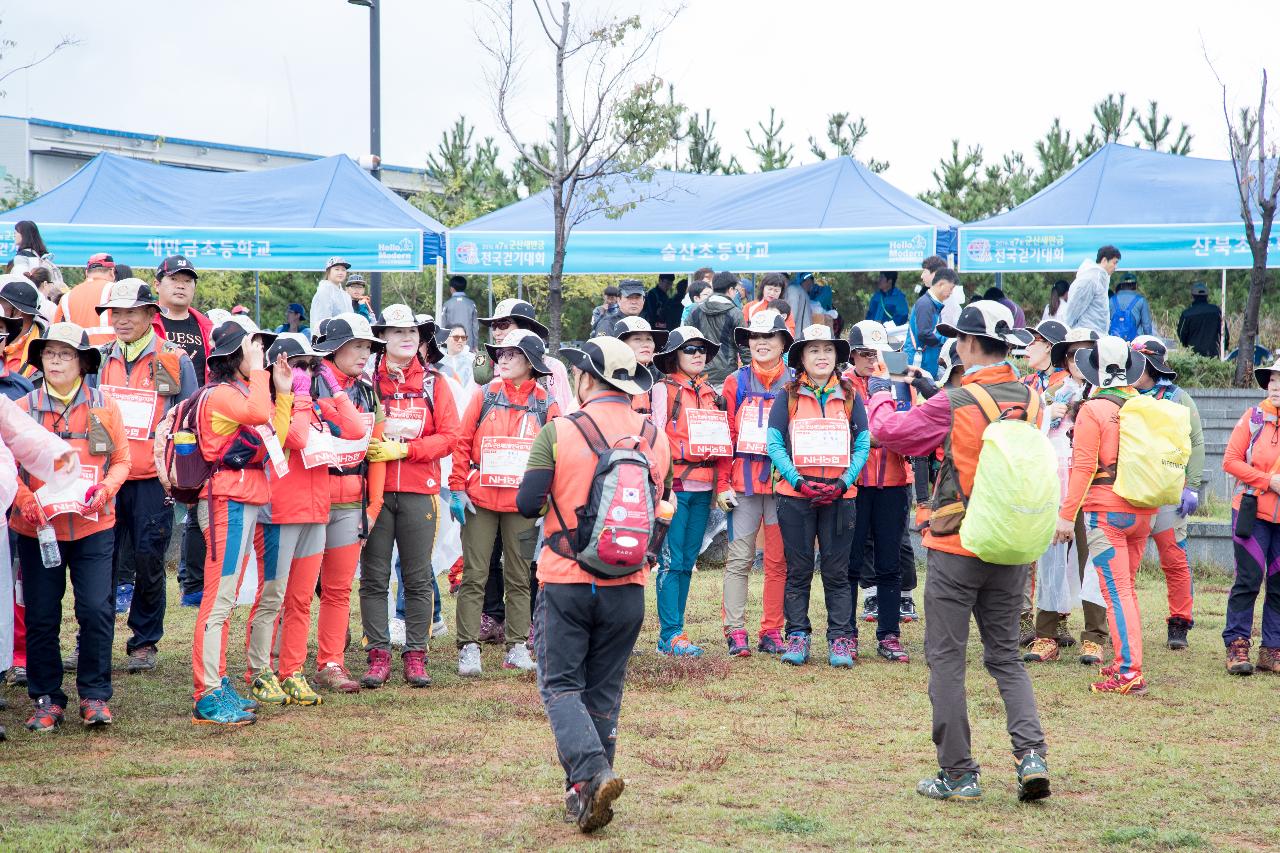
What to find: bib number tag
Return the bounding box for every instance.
[100,385,157,441]
[791,418,850,468]
[685,408,732,457]
[36,464,100,520]
[736,401,771,455]
[479,436,534,488]
[255,425,289,478]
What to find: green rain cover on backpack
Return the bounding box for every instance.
[959,385,1060,565]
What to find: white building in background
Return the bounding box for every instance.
[0,115,436,199]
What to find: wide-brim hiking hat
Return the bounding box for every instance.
[372,302,436,342]
[0,314,21,342]
[1076,334,1146,389]
[208,315,278,363]
[936,300,1033,347]
[27,321,101,374]
[95,278,160,314]
[0,274,42,317]
[325,256,351,271]
[653,325,720,375]
[560,336,653,395]
[415,313,445,363]
[479,298,549,339]
[1028,319,1068,347]
[1254,357,1280,389]
[314,312,385,354]
[485,328,551,377]
[614,315,669,349]
[787,323,850,367]
[1131,335,1175,379]
[734,309,793,349]
[1050,327,1101,368]
[846,319,897,353]
[267,331,322,363]
[936,338,962,381]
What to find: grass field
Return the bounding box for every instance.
[1,562,1277,852]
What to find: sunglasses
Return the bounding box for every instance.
[679,344,708,355]
[448,334,467,341]
[748,332,778,341]
[495,348,525,360]
[853,348,878,358]
[490,319,516,331]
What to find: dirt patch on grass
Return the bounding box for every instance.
[625,655,731,691]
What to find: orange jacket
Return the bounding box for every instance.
[846,370,913,489]
[269,391,368,524]
[372,356,460,495]
[3,325,40,378]
[12,385,131,541]
[451,378,560,512]
[655,371,730,488]
[97,337,191,480]
[198,370,292,506]
[53,277,116,345]
[313,364,386,517]
[1061,392,1154,520]
[720,362,790,495]
[1223,402,1280,523]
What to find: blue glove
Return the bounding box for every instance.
[866,376,893,397]
[1177,487,1199,518]
[450,493,468,525]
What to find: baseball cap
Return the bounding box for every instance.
[325,256,351,271]
[86,253,115,272]
[156,255,198,280]
[1190,282,1208,296]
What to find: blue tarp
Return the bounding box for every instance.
[960,144,1276,271]
[0,152,446,271]
[449,157,959,274]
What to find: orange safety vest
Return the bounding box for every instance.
[54,278,116,345]
[373,355,458,495]
[774,379,859,500]
[661,372,724,485]
[724,363,790,496]
[452,378,557,513]
[96,338,187,480]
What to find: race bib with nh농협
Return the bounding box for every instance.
[736,400,771,455]
[100,385,157,441]
[36,464,100,521]
[383,405,425,441]
[479,436,534,488]
[300,412,374,469]
[684,408,732,457]
[254,425,289,479]
[791,417,850,468]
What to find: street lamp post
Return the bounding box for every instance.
[350,0,383,313]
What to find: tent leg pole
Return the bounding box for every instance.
[1221,268,1227,360]
[254,270,260,327]
[517,274,523,301]
[488,275,493,316]
[435,257,443,317]
[371,272,383,316]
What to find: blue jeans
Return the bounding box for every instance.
[655,489,712,644]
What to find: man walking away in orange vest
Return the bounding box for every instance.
[53,253,117,344]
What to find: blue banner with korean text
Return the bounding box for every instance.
[0,223,425,272]
[958,223,1279,272]
[447,227,941,274]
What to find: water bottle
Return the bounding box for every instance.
[37,524,61,568]
[1049,388,1073,432]
[646,499,675,566]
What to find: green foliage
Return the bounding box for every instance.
[412,117,519,228]
[1165,350,1236,388]
[683,108,741,175]
[746,107,793,172]
[808,112,888,173]
[0,173,37,213]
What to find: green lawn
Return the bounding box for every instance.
[1,562,1277,852]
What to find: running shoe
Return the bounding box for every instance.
[389,617,407,648]
[503,644,536,672]
[828,637,857,668]
[458,643,482,677]
[127,644,158,673]
[362,648,393,688]
[1078,640,1104,666]
[725,629,751,658]
[780,632,810,666]
[192,688,255,727]
[25,695,63,733]
[1166,617,1192,651]
[877,634,909,663]
[916,770,981,801]
[314,663,361,694]
[179,590,203,608]
[1090,671,1148,695]
[1023,637,1060,663]
[63,637,79,673]
[251,671,290,706]
[861,595,878,623]
[576,768,625,834]
[79,698,113,727]
[1226,638,1254,675]
[477,614,505,645]
[1054,622,1076,647]
[1015,750,1051,802]
[656,633,703,658]
[1018,611,1035,647]
[281,673,323,706]
[403,650,432,687]
[431,619,449,639]
[756,629,785,655]
[5,666,26,687]
[899,595,919,623]
[222,676,260,712]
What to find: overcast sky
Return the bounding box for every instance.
[2,0,1274,195]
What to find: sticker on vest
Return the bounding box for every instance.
[736,400,772,455]
[791,418,850,468]
[479,436,534,488]
[255,425,289,478]
[100,385,157,441]
[383,405,426,441]
[36,464,100,521]
[684,408,732,457]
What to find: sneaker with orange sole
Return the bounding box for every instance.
[1078,640,1104,666]
[1090,671,1147,695]
[1023,637,1060,663]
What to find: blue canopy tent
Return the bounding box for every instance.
[0,151,446,273]
[449,157,959,275]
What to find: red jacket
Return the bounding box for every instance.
[451,378,560,512]
[153,308,214,383]
[372,356,460,495]
[269,391,368,524]
[845,370,913,489]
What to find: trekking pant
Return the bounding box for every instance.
[482,532,505,622]
[535,582,644,787]
[777,494,856,642]
[362,492,438,654]
[15,529,115,708]
[1085,510,1154,677]
[656,489,713,645]
[924,549,1046,775]
[456,506,536,647]
[246,521,325,677]
[722,494,785,637]
[193,499,259,699]
[857,507,918,593]
[316,506,362,670]
[112,478,174,653]
[1224,514,1280,648]
[178,507,206,597]
[849,485,909,640]
[1151,504,1194,623]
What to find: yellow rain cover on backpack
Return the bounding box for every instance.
[1113,394,1190,508]
[959,386,1060,565]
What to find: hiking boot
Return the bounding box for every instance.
[1257,647,1280,673]
[916,770,982,801]
[725,629,752,658]
[79,698,113,728]
[861,595,878,623]
[899,595,919,623]
[656,633,703,658]
[1090,671,1148,695]
[362,648,393,688]
[1018,611,1035,647]
[477,614,505,645]
[1023,637,1061,663]
[564,785,583,824]
[1053,622,1076,647]
[192,688,255,727]
[222,676,260,712]
[63,637,79,673]
[5,666,26,687]
[1078,641,1104,666]
[1015,750,1051,802]
[780,632,811,666]
[403,650,432,687]
[281,673,323,706]
[25,696,63,733]
[458,643,482,677]
[250,671,290,706]
[179,590,203,608]
[829,637,857,668]
[114,582,134,615]
[1166,617,1192,651]
[431,619,449,639]
[314,663,361,694]
[503,644,535,672]
[877,634,909,663]
[126,644,158,673]
[576,768,625,834]
[1226,638,1254,675]
[756,629,785,655]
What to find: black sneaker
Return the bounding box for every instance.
[127,645,158,673]
[899,596,919,623]
[563,785,583,824]
[861,595,878,623]
[1166,617,1191,650]
[577,769,625,833]
[1015,750,1051,802]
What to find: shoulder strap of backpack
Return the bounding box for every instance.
[565,410,610,456]
[664,377,684,426]
[1245,406,1268,466]
[965,384,1003,425]
[477,387,502,424]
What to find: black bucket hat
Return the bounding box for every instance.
[207,316,278,364]
[613,315,669,349]
[1131,335,1175,379]
[0,313,21,341]
[937,300,1032,347]
[1028,319,1068,346]
[559,336,653,395]
[1076,335,1146,389]
[0,275,42,317]
[734,310,793,350]
[267,332,322,363]
[653,325,720,375]
[27,321,102,374]
[1254,356,1280,390]
[787,323,850,367]
[315,313,385,355]
[479,298,549,339]
[485,329,551,377]
[1050,327,1101,368]
[936,338,962,381]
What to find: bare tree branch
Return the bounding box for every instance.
[0,35,80,90]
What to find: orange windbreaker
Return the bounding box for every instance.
[846,370,913,489]
[372,356,460,495]
[198,370,292,506]
[450,378,560,512]
[314,364,386,517]
[1223,401,1280,523]
[657,371,730,488]
[1060,391,1154,520]
[719,361,789,495]
[269,391,368,524]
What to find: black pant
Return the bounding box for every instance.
[482,529,505,621]
[777,494,856,642]
[113,525,135,586]
[849,485,910,640]
[178,507,206,597]
[857,501,918,593]
[112,478,174,652]
[16,529,115,707]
